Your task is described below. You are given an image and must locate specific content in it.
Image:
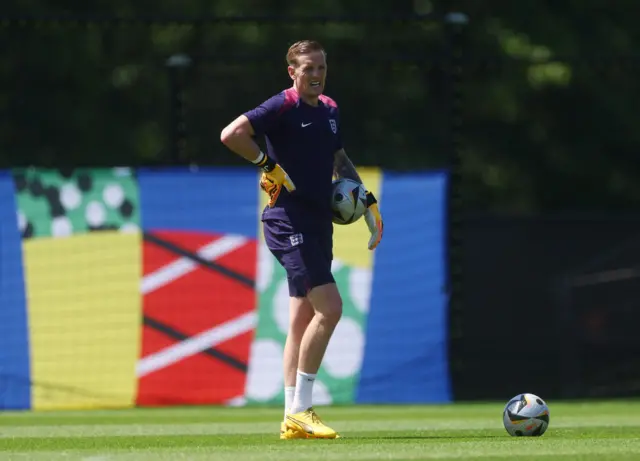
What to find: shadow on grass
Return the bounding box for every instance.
[351,434,505,440]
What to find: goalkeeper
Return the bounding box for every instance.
[221,40,383,439]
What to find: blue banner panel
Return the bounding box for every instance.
[0,171,31,409]
[356,171,451,404]
[137,167,258,238]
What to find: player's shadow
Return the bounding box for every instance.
[355,435,503,440]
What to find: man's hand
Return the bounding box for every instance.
[364,191,383,250]
[256,153,295,207]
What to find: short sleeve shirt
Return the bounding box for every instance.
[244,88,342,233]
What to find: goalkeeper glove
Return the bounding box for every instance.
[254,151,296,208]
[364,191,383,250]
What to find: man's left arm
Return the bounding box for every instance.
[333,148,362,183]
[333,149,383,250]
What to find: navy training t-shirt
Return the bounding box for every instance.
[244,88,342,233]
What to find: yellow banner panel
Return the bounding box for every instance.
[24,231,142,410]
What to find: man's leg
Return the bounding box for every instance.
[280,295,315,439]
[283,295,314,415]
[262,221,321,438]
[289,283,342,414]
[284,283,342,439]
[273,230,341,438]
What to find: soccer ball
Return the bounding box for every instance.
[503,393,550,437]
[331,178,367,225]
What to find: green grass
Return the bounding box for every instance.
[1,401,639,460]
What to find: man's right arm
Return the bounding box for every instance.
[221,93,284,166]
[220,94,295,204]
[220,115,262,163]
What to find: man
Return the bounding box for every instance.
[220,40,383,440]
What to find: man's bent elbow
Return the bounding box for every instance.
[221,115,252,146]
[220,124,236,146]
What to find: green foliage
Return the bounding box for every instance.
[459,0,640,211]
[1,1,639,211]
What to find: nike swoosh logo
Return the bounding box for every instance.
[286,415,314,434]
[301,122,312,127]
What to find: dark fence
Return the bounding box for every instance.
[181,52,447,168]
[450,213,640,401]
[446,31,640,402]
[0,14,457,170]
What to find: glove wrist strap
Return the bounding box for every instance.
[252,151,277,172]
[365,191,378,207]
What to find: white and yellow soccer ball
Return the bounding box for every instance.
[503,393,550,436]
[331,178,367,225]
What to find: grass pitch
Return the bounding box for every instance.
[1,400,639,460]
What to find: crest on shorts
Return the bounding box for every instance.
[329,119,337,134]
[289,233,304,247]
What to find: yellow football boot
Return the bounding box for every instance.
[284,407,341,439]
[280,421,307,440]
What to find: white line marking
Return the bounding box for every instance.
[136,312,257,377]
[141,234,247,295]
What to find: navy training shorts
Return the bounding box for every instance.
[263,219,334,297]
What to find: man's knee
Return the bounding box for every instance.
[289,296,314,338]
[308,283,343,325]
[321,302,342,326]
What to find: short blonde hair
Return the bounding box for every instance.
[286,40,326,66]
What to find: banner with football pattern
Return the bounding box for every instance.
[0,167,450,410]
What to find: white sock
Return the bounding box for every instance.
[284,386,295,417]
[290,370,316,414]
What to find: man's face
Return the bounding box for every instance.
[288,50,327,101]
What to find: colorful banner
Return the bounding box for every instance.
[357,172,451,403]
[0,172,30,410]
[136,168,258,406]
[0,167,449,410]
[15,168,142,410]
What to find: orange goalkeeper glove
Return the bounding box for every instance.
[364,191,383,250]
[254,152,296,207]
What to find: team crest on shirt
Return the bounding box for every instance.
[329,119,337,134]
